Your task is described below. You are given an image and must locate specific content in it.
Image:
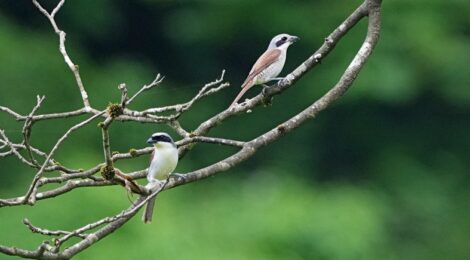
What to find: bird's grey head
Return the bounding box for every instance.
[268,33,300,49]
[147,132,175,147]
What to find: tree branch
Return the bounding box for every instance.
[0,0,382,258]
[23,111,105,205]
[22,95,46,167]
[32,0,91,109]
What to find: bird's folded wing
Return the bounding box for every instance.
[241,49,281,88]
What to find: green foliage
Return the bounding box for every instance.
[0,0,469,259]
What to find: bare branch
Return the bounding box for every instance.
[0,105,23,119]
[50,0,65,18]
[118,83,129,107]
[2,108,90,122]
[0,133,243,208]
[23,218,87,239]
[22,95,46,166]
[111,135,245,162]
[32,0,91,109]
[99,116,115,168]
[23,111,105,205]
[0,139,79,173]
[177,136,245,148]
[0,0,382,258]
[49,179,169,256]
[177,1,370,157]
[126,74,164,105]
[142,70,229,115]
[0,130,38,168]
[0,243,54,259]
[170,0,381,188]
[0,172,107,208]
[168,120,190,138]
[101,128,113,167]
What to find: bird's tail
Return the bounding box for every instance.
[229,80,253,108]
[142,197,157,224]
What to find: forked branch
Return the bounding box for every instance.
[0,0,382,258]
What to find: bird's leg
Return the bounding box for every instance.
[263,77,284,85]
[266,77,289,87]
[260,77,285,96]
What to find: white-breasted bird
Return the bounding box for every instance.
[142,132,178,224]
[230,33,299,107]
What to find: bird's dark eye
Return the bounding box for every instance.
[276,36,288,47]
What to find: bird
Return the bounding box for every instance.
[142,132,179,224]
[230,33,299,107]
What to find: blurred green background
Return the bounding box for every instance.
[1,0,469,259]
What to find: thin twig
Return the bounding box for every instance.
[0,105,23,119]
[168,120,190,138]
[0,130,38,168]
[32,0,91,109]
[54,179,169,252]
[118,83,128,107]
[22,95,45,166]
[0,140,79,173]
[126,74,164,105]
[142,70,228,114]
[23,111,105,204]
[23,218,88,239]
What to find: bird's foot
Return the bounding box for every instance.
[145,180,164,192]
[273,77,292,86]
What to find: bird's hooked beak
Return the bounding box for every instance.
[147,137,156,144]
[289,36,300,43]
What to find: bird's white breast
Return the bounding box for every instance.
[254,49,286,84]
[148,143,178,182]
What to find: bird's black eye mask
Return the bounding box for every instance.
[275,36,288,47]
[152,135,173,144]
